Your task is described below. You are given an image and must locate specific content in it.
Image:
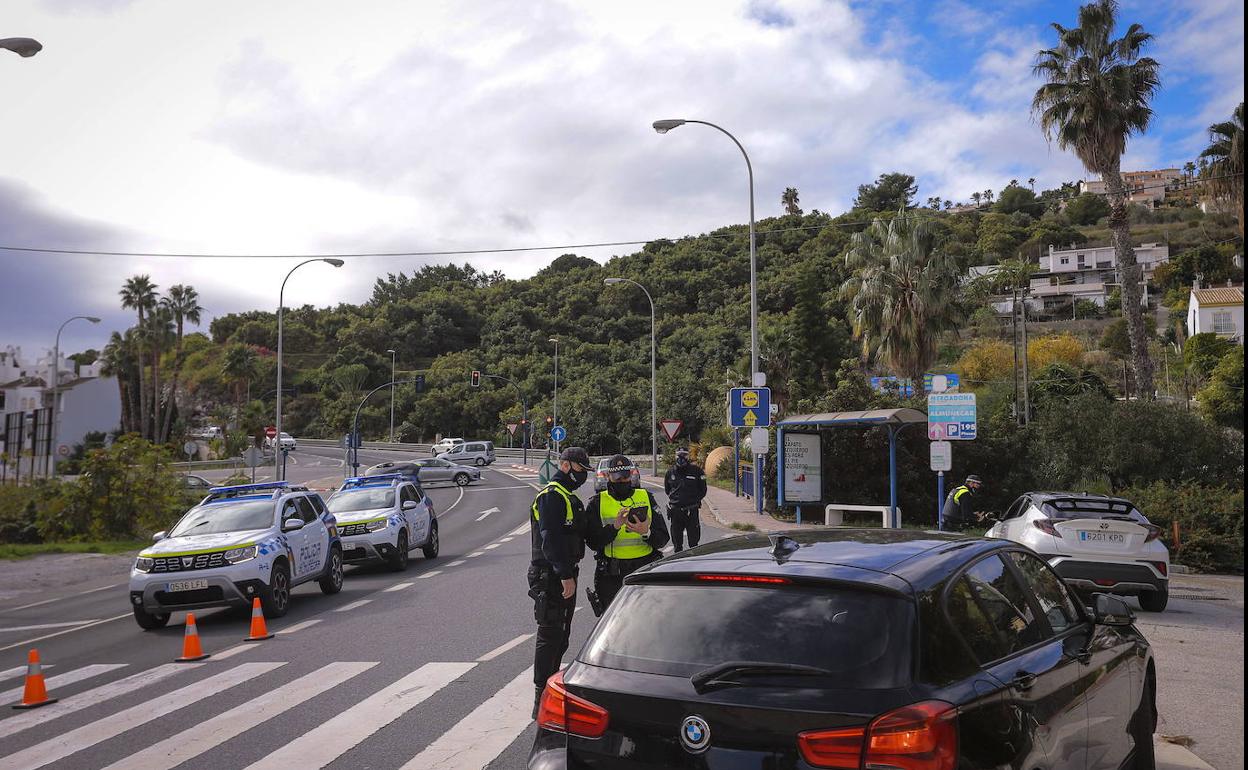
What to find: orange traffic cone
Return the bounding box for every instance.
[12,648,58,709]
[243,598,274,642]
[175,613,210,662]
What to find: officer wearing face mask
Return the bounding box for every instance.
[528,446,593,716]
[585,455,670,616]
[664,447,708,552]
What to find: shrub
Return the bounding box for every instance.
[1028,333,1085,370]
[957,340,1014,384]
[1118,482,1244,573]
[1198,346,1244,429]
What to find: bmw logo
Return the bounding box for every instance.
[680,715,711,754]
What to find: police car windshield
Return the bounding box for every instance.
[170,500,275,537]
[327,488,395,513]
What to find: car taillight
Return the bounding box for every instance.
[694,574,791,585]
[1033,519,1062,537]
[536,670,609,739]
[1144,525,1162,543]
[798,701,957,770]
[1147,560,1168,577]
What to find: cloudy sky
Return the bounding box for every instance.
[2,0,1243,356]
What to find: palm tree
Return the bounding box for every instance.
[158,284,204,441]
[971,192,983,208]
[984,189,994,203]
[1199,102,1244,236]
[1183,161,1196,182]
[119,275,157,438]
[100,331,141,434]
[1028,177,1037,191]
[840,215,965,385]
[1032,0,1161,397]
[221,343,258,424]
[781,187,802,216]
[141,307,174,443]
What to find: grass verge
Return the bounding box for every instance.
[0,540,147,560]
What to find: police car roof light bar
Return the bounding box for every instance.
[342,474,406,488]
[208,481,291,494]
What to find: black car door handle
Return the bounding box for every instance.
[1011,671,1038,691]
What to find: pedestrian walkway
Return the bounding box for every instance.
[698,483,805,532]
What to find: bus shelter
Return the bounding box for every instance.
[776,408,927,528]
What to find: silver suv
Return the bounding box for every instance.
[438,440,495,467]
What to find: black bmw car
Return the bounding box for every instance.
[530,529,1157,769]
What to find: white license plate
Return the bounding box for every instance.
[1078,531,1125,543]
[167,579,209,592]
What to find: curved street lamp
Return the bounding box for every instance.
[276,258,343,479]
[605,277,657,476]
[49,315,100,476]
[0,37,42,58]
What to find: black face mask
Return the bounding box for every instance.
[607,482,634,500]
[566,468,589,489]
[676,456,688,466]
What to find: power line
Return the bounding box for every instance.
[0,172,1240,260]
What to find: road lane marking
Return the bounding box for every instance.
[476,633,533,662]
[467,551,485,558]
[0,612,132,654]
[483,543,501,550]
[211,644,252,661]
[0,665,30,683]
[507,523,529,538]
[499,536,514,542]
[440,485,467,516]
[0,663,127,704]
[472,484,531,491]
[0,619,102,633]
[6,582,124,613]
[0,663,198,740]
[447,560,465,567]
[416,570,442,579]
[335,599,372,612]
[475,507,501,521]
[384,582,415,592]
[101,662,376,770]
[0,662,284,770]
[245,661,476,770]
[399,666,535,769]
[277,619,322,635]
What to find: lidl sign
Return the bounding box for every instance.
[729,388,771,428]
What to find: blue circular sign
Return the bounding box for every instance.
[550,426,567,442]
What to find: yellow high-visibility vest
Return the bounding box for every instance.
[532,482,575,523]
[598,490,654,560]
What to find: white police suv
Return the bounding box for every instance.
[129,481,344,629]
[326,474,439,571]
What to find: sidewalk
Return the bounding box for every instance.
[697,483,805,532]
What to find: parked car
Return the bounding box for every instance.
[438,440,495,467]
[365,457,480,487]
[530,529,1157,769]
[265,432,297,451]
[181,474,214,495]
[128,481,343,628]
[987,491,1170,612]
[430,437,465,455]
[189,426,222,439]
[593,456,640,492]
[326,474,438,570]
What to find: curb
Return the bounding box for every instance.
[1170,564,1192,575]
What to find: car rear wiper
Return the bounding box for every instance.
[691,661,834,693]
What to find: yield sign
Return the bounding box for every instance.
[505,423,518,435]
[659,419,684,441]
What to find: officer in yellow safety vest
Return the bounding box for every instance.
[942,474,984,530]
[585,455,669,615]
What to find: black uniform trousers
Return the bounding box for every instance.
[528,564,578,691]
[668,505,702,552]
[593,550,661,611]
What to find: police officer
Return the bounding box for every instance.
[942,474,984,530]
[664,447,708,552]
[585,455,669,614]
[528,446,593,716]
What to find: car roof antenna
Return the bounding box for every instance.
[768,534,800,563]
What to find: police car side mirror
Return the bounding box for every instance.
[152,531,167,543]
[401,500,419,511]
[282,518,305,533]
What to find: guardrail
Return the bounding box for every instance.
[293,438,651,468]
[170,458,245,472]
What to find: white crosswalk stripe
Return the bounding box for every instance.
[100,662,376,770]
[0,662,192,740]
[243,661,476,770]
[0,663,127,705]
[0,665,28,684]
[401,666,536,769]
[0,662,283,770]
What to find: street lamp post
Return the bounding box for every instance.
[49,315,100,476]
[605,278,657,476]
[0,38,42,57]
[548,337,559,457]
[482,373,528,465]
[276,258,343,479]
[387,349,397,443]
[653,118,761,510]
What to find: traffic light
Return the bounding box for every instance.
[470,370,481,388]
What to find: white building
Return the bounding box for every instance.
[1187,285,1244,342]
[1,345,120,462]
[1079,169,1181,208]
[1026,242,1168,312]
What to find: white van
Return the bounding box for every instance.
[438,440,496,467]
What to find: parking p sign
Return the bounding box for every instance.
[928,393,977,440]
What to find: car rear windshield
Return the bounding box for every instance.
[327,489,395,513]
[1041,498,1146,522]
[581,583,913,688]
[170,500,274,536]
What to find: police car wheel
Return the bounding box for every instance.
[388,531,410,572]
[132,605,170,630]
[319,546,345,594]
[454,473,470,487]
[262,562,292,617]
[422,521,440,559]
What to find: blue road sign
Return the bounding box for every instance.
[729,387,771,428]
[550,425,567,442]
[927,393,977,440]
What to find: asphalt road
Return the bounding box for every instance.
[0,449,729,769]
